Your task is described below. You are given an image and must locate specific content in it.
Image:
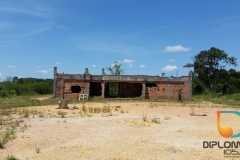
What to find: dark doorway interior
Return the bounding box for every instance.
[121,83,142,98]
[90,82,102,96]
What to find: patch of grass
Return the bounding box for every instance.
[0,95,58,109]
[193,93,240,107]
[5,154,19,160]
[120,110,124,114]
[0,129,15,148]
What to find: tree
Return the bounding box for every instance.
[184,47,237,93]
[106,61,125,97]
[106,61,125,75]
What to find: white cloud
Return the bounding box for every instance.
[122,59,135,63]
[8,65,16,68]
[56,62,61,65]
[37,70,48,74]
[92,64,97,67]
[163,45,191,52]
[162,65,177,72]
[168,59,176,62]
[140,64,146,68]
[120,59,135,67]
[0,72,2,76]
[18,76,22,78]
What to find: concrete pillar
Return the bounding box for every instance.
[101,82,105,99]
[189,70,193,100]
[142,83,146,99]
[53,67,57,98]
[84,81,89,95]
[167,79,170,99]
[85,68,89,75]
[102,68,105,76]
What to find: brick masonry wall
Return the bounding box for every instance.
[55,79,86,99]
[55,77,191,100]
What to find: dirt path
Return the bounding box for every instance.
[1,101,239,160]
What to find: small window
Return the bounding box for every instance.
[71,86,81,93]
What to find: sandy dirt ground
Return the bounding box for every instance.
[1,100,240,160]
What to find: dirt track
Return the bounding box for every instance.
[1,101,240,160]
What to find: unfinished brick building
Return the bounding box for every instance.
[53,67,192,100]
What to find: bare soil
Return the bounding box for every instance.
[1,100,240,160]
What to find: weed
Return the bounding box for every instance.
[57,111,67,118]
[142,114,148,122]
[93,107,101,113]
[36,147,40,153]
[82,105,86,113]
[38,112,44,118]
[121,110,124,114]
[23,111,29,118]
[189,107,195,116]
[116,106,121,108]
[88,107,93,113]
[151,118,161,124]
[164,116,172,120]
[102,106,111,113]
[86,114,92,117]
[1,129,15,148]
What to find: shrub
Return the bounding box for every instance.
[9,90,16,96]
[0,90,8,97]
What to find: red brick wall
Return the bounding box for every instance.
[55,78,191,100]
[55,79,86,99]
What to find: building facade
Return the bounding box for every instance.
[53,67,192,100]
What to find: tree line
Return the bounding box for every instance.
[0,77,53,97]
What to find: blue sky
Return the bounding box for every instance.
[1,0,240,80]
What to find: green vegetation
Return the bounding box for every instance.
[0,77,53,97]
[0,95,57,109]
[184,47,239,94]
[5,154,19,160]
[151,118,161,124]
[193,93,240,107]
[57,111,67,118]
[106,61,125,75]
